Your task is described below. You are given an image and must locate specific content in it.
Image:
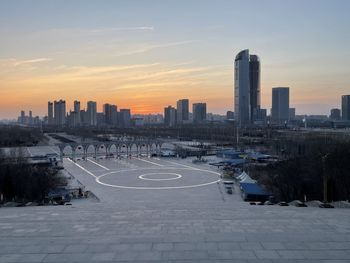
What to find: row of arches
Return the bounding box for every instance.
[58,141,164,160]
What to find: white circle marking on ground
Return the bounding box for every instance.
[96,167,221,190]
[138,173,182,181]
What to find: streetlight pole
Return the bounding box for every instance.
[322,153,329,203]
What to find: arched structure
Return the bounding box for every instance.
[58,139,164,161]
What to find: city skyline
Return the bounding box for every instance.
[17,90,350,128]
[1,0,350,118]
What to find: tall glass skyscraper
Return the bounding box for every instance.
[249,54,261,122]
[234,49,261,126]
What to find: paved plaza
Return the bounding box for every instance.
[1,147,350,262]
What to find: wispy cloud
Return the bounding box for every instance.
[88,26,155,33]
[0,57,52,67]
[113,40,198,57]
[6,61,218,89]
[13,58,52,67]
[56,63,160,79]
[40,26,155,37]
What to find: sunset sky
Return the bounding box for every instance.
[1,0,350,119]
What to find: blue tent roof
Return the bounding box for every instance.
[217,149,246,159]
[209,159,246,167]
[224,159,246,165]
[240,183,270,196]
[248,153,270,160]
[219,149,243,154]
[47,188,70,198]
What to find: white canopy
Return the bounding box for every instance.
[237,171,248,180]
[237,171,256,183]
[240,175,256,184]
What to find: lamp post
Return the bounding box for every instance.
[322,153,330,203]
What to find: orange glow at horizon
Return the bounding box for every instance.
[0,57,346,118]
[0,60,234,118]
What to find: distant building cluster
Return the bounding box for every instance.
[132,114,164,127]
[17,99,228,128]
[163,99,209,127]
[46,100,131,128]
[17,110,40,126]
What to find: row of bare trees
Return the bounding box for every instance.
[0,125,44,147]
[252,138,350,202]
[0,148,66,203]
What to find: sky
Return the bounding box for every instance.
[0,0,350,119]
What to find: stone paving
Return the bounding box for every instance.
[1,151,350,262]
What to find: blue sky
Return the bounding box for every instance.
[0,0,349,118]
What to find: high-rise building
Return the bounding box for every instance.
[234,49,261,126]
[20,110,25,124]
[176,99,189,125]
[271,87,289,123]
[193,103,207,123]
[103,103,118,126]
[80,110,87,125]
[119,109,131,127]
[226,111,234,120]
[164,106,170,126]
[74,100,81,125]
[249,54,260,122]
[341,95,350,121]
[164,106,177,127]
[253,106,267,124]
[54,100,66,126]
[68,111,80,127]
[33,116,40,126]
[103,104,111,125]
[330,108,341,120]
[289,108,296,120]
[96,112,105,126]
[28,110,33,125]
[87,101,97,126]
[169,108,177,127]
[234,50,250,126]
[48,102,53,125]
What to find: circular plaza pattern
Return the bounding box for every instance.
[96,167,221,190]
